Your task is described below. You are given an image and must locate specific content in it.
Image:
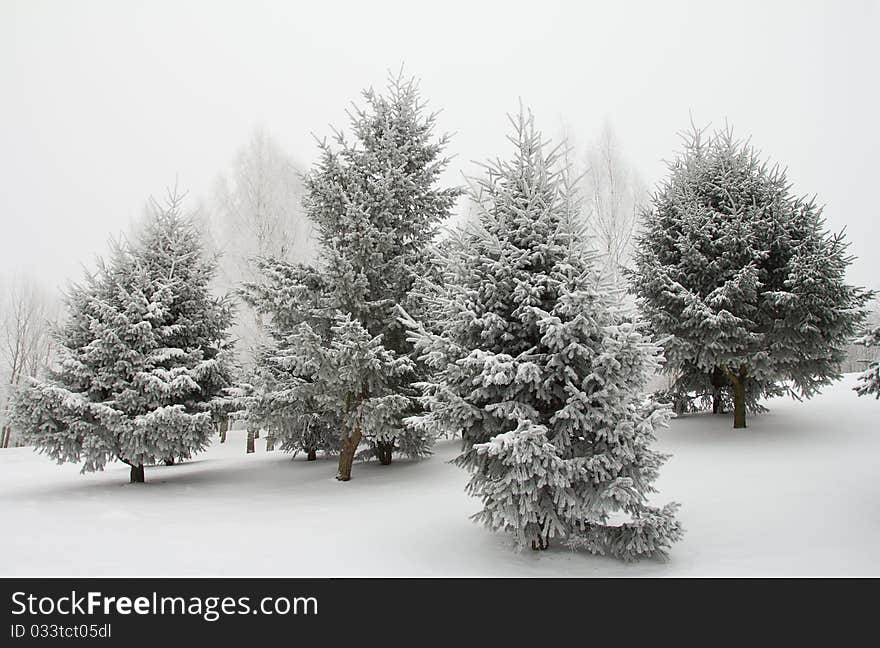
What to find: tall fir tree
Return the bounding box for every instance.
[11,192,237,483]
[403,109,682,559]
[631,124,872,428]
[243,72,460,479]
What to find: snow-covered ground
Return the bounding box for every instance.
[1,373,878,577]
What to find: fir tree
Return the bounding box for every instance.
[403,109,681,559]
[631,124,872,428]
[243,71,460,479]
[855,324,880,398]
[10,191,237,483]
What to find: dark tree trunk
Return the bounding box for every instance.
[0,425,10,448]
[246,428,255,454]
[253,429,260,439]
[733,381,746,428]
[336,422,362,482]
[307,448,317,461]
[530,536,549,551]
[376,441,394,466]
[164,457,175,466]
[218,417,228,444]
[726,366,748,429]
[266,435,275,452]
[711,366,726,414]
[130,464,145,483]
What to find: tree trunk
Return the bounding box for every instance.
[733,381,746,428]
[246,428,255,454]
[307,448,317,461]
[164,457,175,466]
[218,417,228,444]
[0,425,9,448]
[266,435,275,452]
[711,367,726,414]
[130,464,145,483]
[531,536,549,551]
[726,366,748,429]
[253,428,260,439]
[337,422,362,481]
[376,441,394,466]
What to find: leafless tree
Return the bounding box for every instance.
[843,297,880,373]
[209,128,316,452]
[210,127,316,367]
[0,276,58,447]
[579,122,648,287]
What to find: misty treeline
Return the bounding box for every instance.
[0,277,58,448]
[5,71,877,559]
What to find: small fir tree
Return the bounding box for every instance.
[11,192,236,483]
[404,109,682,559]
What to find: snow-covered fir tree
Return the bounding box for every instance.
[10,191,237,483]
[855,324,880,398]
[403,109,682,559]
[242,71,460,479]
[631,124,872,428]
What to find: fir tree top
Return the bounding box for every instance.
[302,70,461,333]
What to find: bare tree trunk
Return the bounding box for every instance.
[164,457,175,466]
[336,422,362,481]
[733,382,746,429]
[0,425,10,448]
[253,428,260,439]
[726,367,748,429]
[218,417,228,444]
[711,367,726,415]
[376,441,393,466]
[265,434,275,452]
[246,428,255,454]
[130,464,145,483]
[307,448,317,461]
[530,536,549,551]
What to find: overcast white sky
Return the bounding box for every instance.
[1,0,878,294]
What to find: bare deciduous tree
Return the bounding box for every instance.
[209,128,316,452]
[0,276,57,448]
[580,122,648,287]
[843,297,880,373]
[210,128,315,364]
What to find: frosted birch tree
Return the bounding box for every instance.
[0,277,58,448]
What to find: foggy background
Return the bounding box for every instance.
[1,0,878,292]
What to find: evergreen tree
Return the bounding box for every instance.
[10,192,237,483]
[245,72,460,480]
[243,72,460,480]
[855,324,880,398]
[403,109,681,559]
[631,124,872,428]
